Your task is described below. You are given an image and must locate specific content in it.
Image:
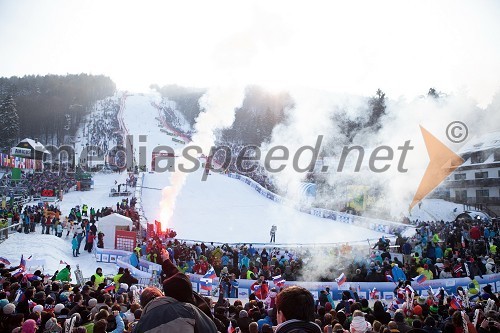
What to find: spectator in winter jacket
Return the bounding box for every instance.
[118,269,138,289]
[55,265,71,282]
[134,256,217,333]
[350,310,372,333]
[72,235,79,257]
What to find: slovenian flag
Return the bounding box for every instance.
[450,296,462,310]
[253,284,261,292]
[12,269,24,279]
[415,274,427,284]
[103,283,115,293]
[0,257,11,265]
[25,274,42,282]
[370,288,379,299]
[335,272,347,286]
[200,278,212,291]
[203,267,217,279]
[19,255,26,271]
[405,285,415,294]
[273,275,285,287]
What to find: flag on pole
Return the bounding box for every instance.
[59,260,68,265]
[415,274,427,284]
[273,275,285,287]
[335,272,347,286]
[0,257,11,265]
[390,301,399,311]
[405,285,415,294]
[12,268,25,279]
[19,255,26,271]
[203,267,217,279]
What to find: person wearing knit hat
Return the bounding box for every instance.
[21,319,37,333]
[54,303,65,314]
[88,298,98,308]
[3,303,16,315]
[139,287,163,308]
[237,309,253,332]
[162,273,195,304]
[33,304,44,314]
[45,317,62,333]
[413,305,423,316]
[133,284,218,332]
[0,299,8,309]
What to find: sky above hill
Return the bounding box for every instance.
[1,0,500,106]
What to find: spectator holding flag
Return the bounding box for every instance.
[0,258,20,276]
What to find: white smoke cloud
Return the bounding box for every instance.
[159,85,245,229]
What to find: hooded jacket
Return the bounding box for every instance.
[275,319,322,333]
[132,296,217,333]
[350,316,372,333]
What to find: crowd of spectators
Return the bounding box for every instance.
[1,247,499,333]
[346,219,499,283]
[0,170,77,198]
[83,98,122,154]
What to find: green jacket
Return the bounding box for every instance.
[56,267,71,282]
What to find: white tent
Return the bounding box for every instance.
[97,213,133,249]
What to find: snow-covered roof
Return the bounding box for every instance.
[458,131,500,155]
[18,138,50,154]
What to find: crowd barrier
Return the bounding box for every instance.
[226,173,413,236]
[94,246,161,279]
[92,245,499,301]
[151,101,191,143]
[187,273,500,301]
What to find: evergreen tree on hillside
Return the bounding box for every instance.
[0,95,20,151]
[366,88,386,131]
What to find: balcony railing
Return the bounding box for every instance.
[445,178,500,188]
[450,197,500,205]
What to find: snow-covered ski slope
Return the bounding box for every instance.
[121,93,183,169]
[408,199,464,222]
[1,227,117,276]
[122,93,387,244]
